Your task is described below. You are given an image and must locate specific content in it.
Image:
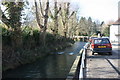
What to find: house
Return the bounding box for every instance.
[110,18,120,44]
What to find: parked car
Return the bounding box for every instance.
[89,37,97,43]
[88,37,97,47]
[90,38,112,55]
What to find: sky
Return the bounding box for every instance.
[75,0,120,23]
[24,0,120,23]
[0,0,119,24]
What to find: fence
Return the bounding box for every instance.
[79,43,88,80]
[66,43,89,80]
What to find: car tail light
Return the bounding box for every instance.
[91,44,94,48]
[106,43,112,48]
[91,44,97,48]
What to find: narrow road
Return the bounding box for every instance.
[85,45,120,80]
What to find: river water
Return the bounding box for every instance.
[2,42,86,79]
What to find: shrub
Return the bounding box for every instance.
[33,30,40,46]
[46,33,56,44]
[2,27,12,46]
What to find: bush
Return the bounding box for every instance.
[46,33,56,44]
[2,26,75,71]
[22,27,35,49]
[33,30,40,46]
[2,27,12,46]
[2,26,74,50]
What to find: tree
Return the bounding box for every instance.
[102,26,110,37]
[34,0,49,47]
[60,2,74,37]
[101,22,110,37]
[78,17,99,37]
[92,22,97,34]
[49,0,61,35]
[78,17,88,36]
[2,1,24,49]
[68,11,78,38]
[87,17,93,36]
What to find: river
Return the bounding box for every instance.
[2,41,86,79]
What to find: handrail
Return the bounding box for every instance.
[66,49,83,80]
[79,43,89,80]
[66,42,89,80]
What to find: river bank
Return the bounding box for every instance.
[3,42,85,79]
[2,27,75,71]
[2,40,74,71]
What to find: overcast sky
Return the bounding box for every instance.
[75,0,120,23]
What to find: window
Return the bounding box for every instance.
[101,39,110,44]
[94,39,102,44]
[94,39,110,44]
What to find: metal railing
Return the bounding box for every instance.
[79,43,89,80]
[66,49,83,80]
[66,43,89,80]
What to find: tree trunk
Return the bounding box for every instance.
[54,16,58,35]
[34,0,49,47]
[2,2,24,50]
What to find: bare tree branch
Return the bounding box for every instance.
[1,12,11,28]
[49,9,54,19]
[39,0,44,17]
[56,6,61,14]
[68,11,74,19]
[34,0,44,29]
[43,0,49,30]
[34,0,49,47]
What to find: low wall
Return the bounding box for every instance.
[66,42,89,80]
[66,49,83,80]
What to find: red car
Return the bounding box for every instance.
[89,37,97,43]
[90,38,112,55]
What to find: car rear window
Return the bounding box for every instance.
[94,38,110,44]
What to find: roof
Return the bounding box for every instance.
[112,18,120,25]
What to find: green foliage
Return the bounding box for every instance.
[81,33,88,36]
[102,27,110,37]
[2,27,12,46]
[33,29,40,46]
[46,33,56,44]
[2,27,11,36]
[78,17,99,36]
[2,25,74,49]
[2,2,24,28]
[2,2,24,49]
[22,27,34,49]
[22,27,33,36]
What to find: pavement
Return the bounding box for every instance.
[85,44,120,80]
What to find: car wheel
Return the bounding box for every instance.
[98,52,100,55]
[109,52,112,55]
[92,52,94,55]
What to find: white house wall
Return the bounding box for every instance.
[110,25,119,43]
[118,25,120,44]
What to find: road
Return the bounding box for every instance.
[85,44,120,80]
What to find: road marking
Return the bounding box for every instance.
[106,58,120,75]
[86,50,119,79]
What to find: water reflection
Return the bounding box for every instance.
[3,42,86,79]
[57,52,64,54]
